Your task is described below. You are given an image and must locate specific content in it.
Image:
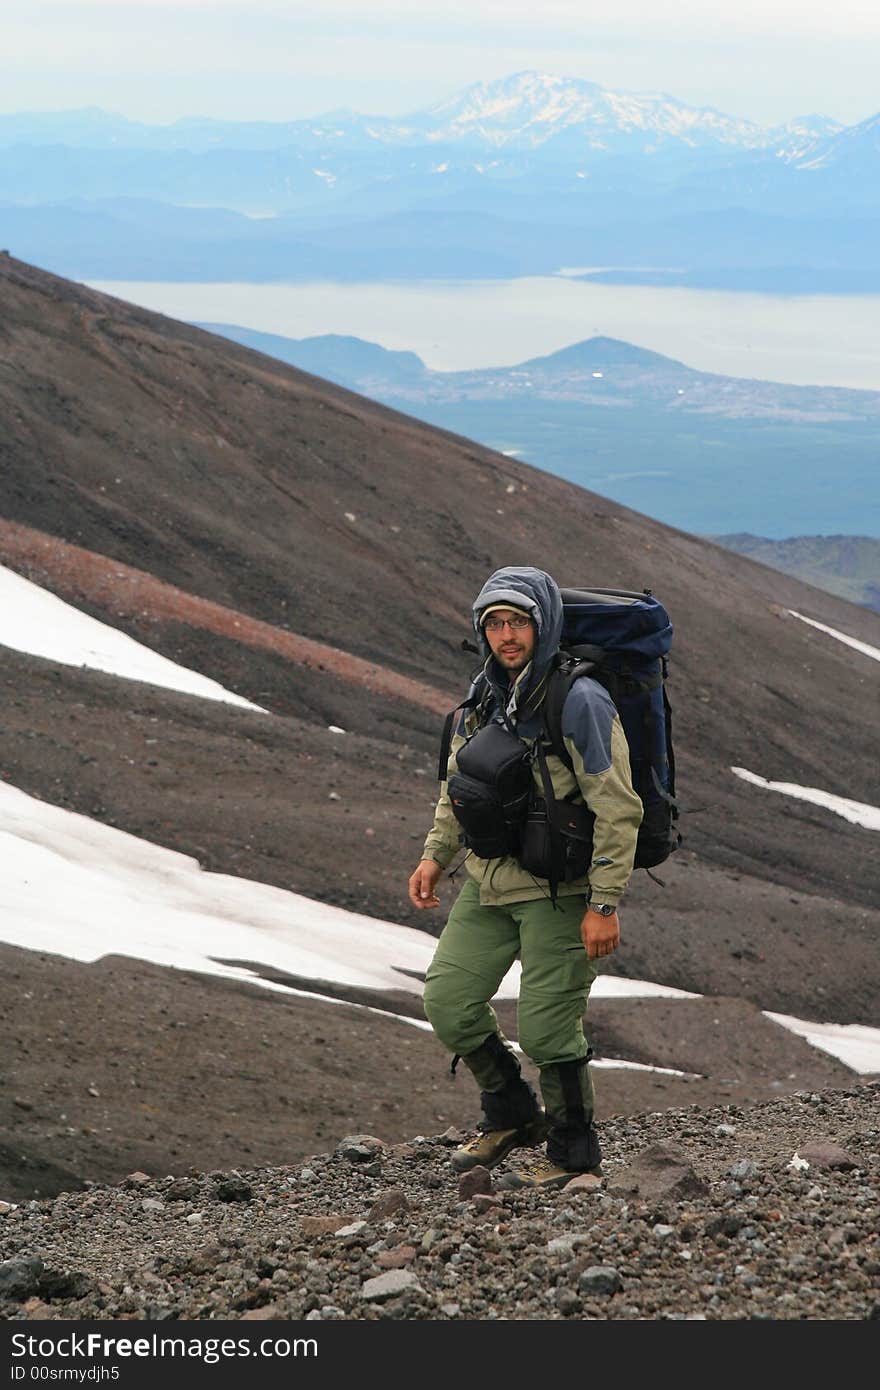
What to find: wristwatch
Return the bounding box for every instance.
[588,902,616,916]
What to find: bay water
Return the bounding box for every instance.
[89,276,880,391]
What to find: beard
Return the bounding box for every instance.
[495,646,532,676]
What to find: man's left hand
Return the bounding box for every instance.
[581,909,620,960]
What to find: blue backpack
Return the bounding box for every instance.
[544,587,680,871]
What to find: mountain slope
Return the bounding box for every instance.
[1,252,878,974]
[2,255,879,1200]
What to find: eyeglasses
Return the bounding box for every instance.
[483,614,532,632]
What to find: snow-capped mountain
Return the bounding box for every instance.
[791,110,880,172]
[768,113,846,161]
[409,71,770,151]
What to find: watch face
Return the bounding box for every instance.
[591,903,614,916]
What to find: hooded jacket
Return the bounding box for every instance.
[422,565,643,907]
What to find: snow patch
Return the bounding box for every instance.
[787,610,880,663]
[2,781,878,1071]
[731,767,880,832]
[0,564,265,712]
[765,1012,880,1075]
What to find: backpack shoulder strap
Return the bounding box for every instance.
[542,653,598,770]
[437,672,491,781]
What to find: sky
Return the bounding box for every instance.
[2,561,879,1077]
[7,0,880,128]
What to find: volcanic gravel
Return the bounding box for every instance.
[2,1082,877,1322]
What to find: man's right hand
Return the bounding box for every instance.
[408,859,442,910]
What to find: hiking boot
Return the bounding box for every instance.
[495,1155,603,1191]
[451,1113,549,1173]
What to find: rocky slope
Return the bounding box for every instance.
[1,1083,877,1322]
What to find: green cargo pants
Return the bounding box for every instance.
[423,879,598,1109]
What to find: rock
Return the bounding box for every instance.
[727,1160,759,1180]
[797,1142,858,1171]
[705,1214,746,1239]
[123,1172,151,1188]
[335,1221,368,1237]
[439,1127,465,1146]
[472,1206,501,1225]
[578,1266,623,1296]
[360,1269,422,1302]
[166,1178,200,1201]
[38,1270,93,1301]
[565,1172,603,1194]
[337,1135,385,1162]
[188,1245,222,1274]
[555,1287,581,1314]
[0,1258,44,1301]
[548,1234,591,1255]
[458,1166,492,1200]
[471,1193,503,1211]
[715,1124,737,1137]
[0,1202,17,1215]
[233,1282,273,1312]
[368,1188,409,1222]
[607,1144,710,1202]
[241,1304,281,1320]
[213,1176,253,1203]
[300,1215,349,1237]
[389,1144,416,1161]
[141,1198,165,1213]
[376,1245,416,1270]
[439,1302,461,1317]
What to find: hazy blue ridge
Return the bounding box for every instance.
[1,77,879,292]
[196,324,880,540]
[4,199,880,290]
[194,325,428,385]
[711,534,880,611]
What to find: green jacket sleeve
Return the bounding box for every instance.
[422,730,465,869]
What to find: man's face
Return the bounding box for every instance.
[482,609,536,676]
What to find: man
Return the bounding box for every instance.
[409,565,643,1190]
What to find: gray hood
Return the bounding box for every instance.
[472,565,563,714]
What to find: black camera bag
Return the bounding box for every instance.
[447,720,533,860]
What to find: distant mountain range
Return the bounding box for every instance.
[196,324,880,544]
[2,73,879,290]
[0,75,845,156]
